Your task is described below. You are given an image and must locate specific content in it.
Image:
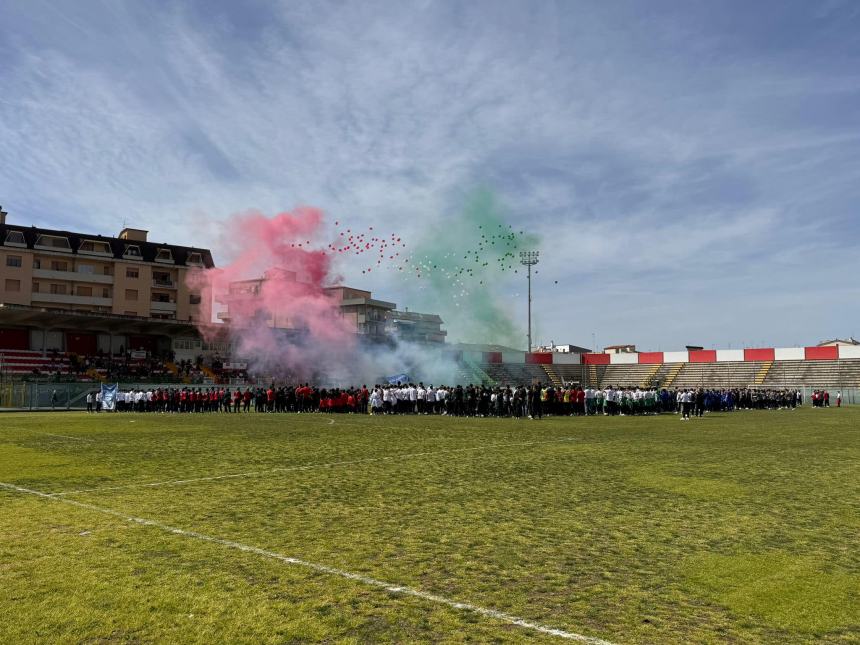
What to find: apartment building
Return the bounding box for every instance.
[0,210,215,357]
[219,273,397,340]
[387,309,447,343]
[0,212,213,322]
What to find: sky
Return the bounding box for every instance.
[1,0,858,350]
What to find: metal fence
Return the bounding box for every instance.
[0,382,188,410]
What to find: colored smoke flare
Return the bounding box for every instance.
[186,207,357,379]
[400,190,539,347]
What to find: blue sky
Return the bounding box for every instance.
[1,0,858,349]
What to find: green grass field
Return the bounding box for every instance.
[1,408,858,644]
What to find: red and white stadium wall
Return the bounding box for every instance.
[577,345,860,364]
[475,346,860,365]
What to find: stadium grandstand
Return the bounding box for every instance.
[450,342,860,391]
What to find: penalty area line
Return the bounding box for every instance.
[0,481,615,644]
[49,436,580,497]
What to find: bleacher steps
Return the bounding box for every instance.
[754,360,774,385]
[541,364,563,387]
[662,362,685,388]
[640,363,663,388]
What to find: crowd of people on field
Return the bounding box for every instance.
[85,383,819,417]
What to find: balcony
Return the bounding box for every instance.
[32,293,113,307]
[152,279,177,289]
[150,300,177,312]
[33,269,114,284]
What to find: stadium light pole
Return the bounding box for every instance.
[519,251,540,352]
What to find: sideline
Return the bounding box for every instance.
[0,480,615,644]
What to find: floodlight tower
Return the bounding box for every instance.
[519,251,540,352]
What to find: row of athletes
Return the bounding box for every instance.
[88,383,806,418]
[98,385,326,413]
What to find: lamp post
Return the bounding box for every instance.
[519,251,539,352]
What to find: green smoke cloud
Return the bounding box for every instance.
[405,190,540,348]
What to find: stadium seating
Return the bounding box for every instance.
[764,360,860,387]
[0,350,71,376]
[461,358,860,389]
[600,363,663,387]
[487,363,549,386]
[553,364,586,385]
[671,361,764,388]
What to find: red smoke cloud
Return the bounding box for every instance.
[187,208,357,379]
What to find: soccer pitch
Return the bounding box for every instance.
[1,409,857,644]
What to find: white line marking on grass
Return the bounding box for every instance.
[0,481,615,644]
[50,437,580,497]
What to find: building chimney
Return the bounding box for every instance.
[119,227,148,242]
[0,206,7,225]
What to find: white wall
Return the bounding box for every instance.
[502,352,525,364]
[839,345,860,359]
[610,352,638,364]
[775,347,804,360]
[716,349,744,362]
[664,351,689,363]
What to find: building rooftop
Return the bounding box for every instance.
[1,219,215,268]
[818,337,858,346]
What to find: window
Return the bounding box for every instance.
[78,240,112,255]
[102,287,110,298]
[32,281,40,293]
[173,338,202,351]
[76,286,92,297]
[125,289,138,301]
[33,259,41,269]
[103,265,112,276]
[189,293,202,305]
[34,235,71,251]
[5,255,22,268]
[4,279,20,292]
[77,264,94,274]
[151,292,170,303]
[50,284,67,295]
[50,260,68,271]
[152,271,173,286]
[155,248,174,263]
[4,230,25,246]
[126,267,139,279]
[187,252,204,266]
[123,245,141,259]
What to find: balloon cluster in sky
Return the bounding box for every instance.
[326,220,407,275]
[405,223,532,289]
[399,190,541,347]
